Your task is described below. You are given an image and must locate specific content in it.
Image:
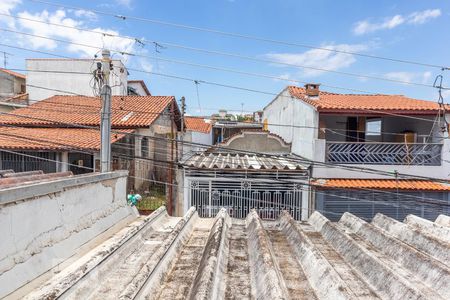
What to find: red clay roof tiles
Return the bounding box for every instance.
[184,116,212,133]
[312,178,450,191]
[0,127,131,151]
[0,95,174,128]
[288,86,444,114]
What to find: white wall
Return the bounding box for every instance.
[263,89,319,159]
[26,59,128,102]
[128,81,150,96]
[182,130,212,156]
[0,171,137,298]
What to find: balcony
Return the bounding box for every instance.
[326,142,442,166]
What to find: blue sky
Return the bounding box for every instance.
[1,0,449,115]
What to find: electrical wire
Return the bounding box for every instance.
[1,12,445,90]
[25,0,450,70]
[0,27,441,90]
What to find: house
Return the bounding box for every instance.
[212,120,263,143]
[176,131,310,219]
[127,80,151,96]
[26,58,129,101]
[0,68,27,112]
[182,116,212,154]
[15,206,450,299]
[263,84,450,221]
[0,94,182,192]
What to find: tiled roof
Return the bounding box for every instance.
[184,116,211,133]
[0,95,175,128]
[0,96,176,128]
[0,127,131,151]
[0,68,26,79]
[312,178,450,191]
[25,207,450,299]
[182,152,307,170]
[0,93,28,106]
[288,86,444,114]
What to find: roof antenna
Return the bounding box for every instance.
[194,80,201,113]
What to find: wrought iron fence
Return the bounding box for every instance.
[188,179,304,220]
[326,142,442,165]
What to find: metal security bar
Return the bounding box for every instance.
[0,151,57,173]
[326,142,442,165]
[188,178,304,220]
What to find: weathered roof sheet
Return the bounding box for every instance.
[184,116,212,133]
[312,178,450,191]
[0,95,176,128]
[0,126,131,151]
[288,85,445,114]
[182,152,306,170]
[0,170,73,189]
[23,207,450,299]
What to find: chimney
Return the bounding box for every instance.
[304,83,320,97]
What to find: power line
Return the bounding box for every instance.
[0,27,441,89]
[1,109,449,184]
[1,12,445,89]
[26,0,450,70]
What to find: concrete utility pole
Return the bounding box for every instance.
[180,96,186,156]
[100,49,112,173]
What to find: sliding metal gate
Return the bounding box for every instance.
[188,178,304,220]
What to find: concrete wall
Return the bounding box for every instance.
[26,59,128,102]
[128,81,150,96]
[263,89,319,159]
[0,72,25,99]
[182,130,212,155]
[223,131,290,154]
[0,171,137,298]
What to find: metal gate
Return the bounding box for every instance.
[188,178,304,220]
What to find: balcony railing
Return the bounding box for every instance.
[326,142,442,165]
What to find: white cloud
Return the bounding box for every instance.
[15,9,135,57]
[139,59,153,73]
[0,0,21,27]
[72,9,98,21]
[266,43,368,77]
[384,71,433,84]
[115,0,132,7]
[408,9,441,24]
[353,9,441,35]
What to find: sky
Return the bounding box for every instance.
[1,0,449,115]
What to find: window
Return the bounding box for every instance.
[366,118,381,136]
[141,137,149,158]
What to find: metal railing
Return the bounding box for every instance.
[326,142,442,165]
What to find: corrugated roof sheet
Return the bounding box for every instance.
[24,207,450,299]
[312,178,450,191]
[182,152,306,170]
[0,95,175,128]
[0,171,73,189]
[288,86,444,114]
[0,127,131,151]
[184,116,212,133]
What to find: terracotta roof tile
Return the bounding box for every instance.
[0,68,26,79]
[0,127,131,151]
[0,95,174,128]
[312,178,450,191]
[288,86,444,114]
[184,116,212,133]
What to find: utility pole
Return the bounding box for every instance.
[167,100,175,215]
[180,96,186,156]
[1,51,13,68]
[100,49,112,173]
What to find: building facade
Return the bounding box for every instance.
[263,84,450,221]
